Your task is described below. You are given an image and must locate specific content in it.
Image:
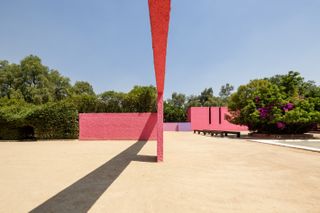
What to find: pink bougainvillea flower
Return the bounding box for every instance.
[258,107,269,118]
[276,122,286,129]
[282,103,294,111]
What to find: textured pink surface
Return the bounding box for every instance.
[188,107,248,131]
[148,0,170,93]
[164,123,192,131]
[149,0,171,162]
[79,113,157,140]
[157,92,164,162]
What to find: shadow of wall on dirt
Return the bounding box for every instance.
[30,140,156,213]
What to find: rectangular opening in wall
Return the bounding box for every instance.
[209,107,211,124]
[219,107,222,124]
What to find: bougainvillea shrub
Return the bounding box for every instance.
[227,72,320,134]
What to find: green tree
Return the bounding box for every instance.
[1,56,74,103]
[164,92,188,122]
[49,70,72,101]
[199,88,219,106]
[0,61,21,99]
[18,55,52,104]
[66,94,98,113]
[164,101,187,122]
[72,81,95,96]
[124,85,156,112]
[219,83,234,106]
[167,92,186,108]
[186,95,201,108]
[268,71,304,98]
[228,72,320,134]
[301,81,320,98]
[98,91,126,112]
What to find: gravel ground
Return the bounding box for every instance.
[1,132,320,213]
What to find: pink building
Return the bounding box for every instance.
[78,107,247,140]
[187,107,248,131]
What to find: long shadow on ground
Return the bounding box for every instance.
[30,141,156,213]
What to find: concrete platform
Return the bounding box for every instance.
[0,132,320,212]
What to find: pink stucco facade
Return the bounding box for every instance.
[188,107,248,131]
[79,113,157,140]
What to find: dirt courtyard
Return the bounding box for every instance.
[0,132,320,212]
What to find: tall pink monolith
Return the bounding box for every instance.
[148,0,171,162]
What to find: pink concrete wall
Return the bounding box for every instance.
[188,107,248,131]
[219,107,247,130]
[188,107,210,130]
[164,123,192,131]
[164,123,179,131]
[79,113,157,140]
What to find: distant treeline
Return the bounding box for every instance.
[0,55,233,139]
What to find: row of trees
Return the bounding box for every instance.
[3,55,318,137]
[0,55,234,121]
[0,55,234,139]
[0,55,158,112]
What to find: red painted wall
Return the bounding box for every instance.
[79,113,157,140]
[188,107,248,131]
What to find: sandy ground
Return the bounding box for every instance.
[0,132,320,213]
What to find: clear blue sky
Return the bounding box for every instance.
[1,0,319,98]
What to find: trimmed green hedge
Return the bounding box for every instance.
[0,100,33,140]
[0,126,24,140]
[0,101,78,140]
[27,102,79,139]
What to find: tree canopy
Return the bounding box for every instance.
[0,55,73,104]
[6,55,315,139]
[228,71,320,134]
